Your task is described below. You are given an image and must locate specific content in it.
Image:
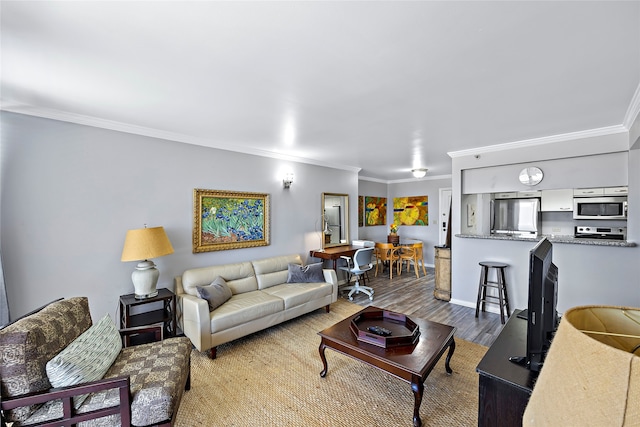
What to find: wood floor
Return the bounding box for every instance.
[339,266,504,347]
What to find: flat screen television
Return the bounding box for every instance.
[510,237,559,372]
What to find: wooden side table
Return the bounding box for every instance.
[119,288,177,344]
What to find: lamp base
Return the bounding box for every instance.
[134,290,159,300]
[131,260,160,300]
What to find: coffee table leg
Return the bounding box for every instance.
[319,341,329,377]
[445,338,456,374]
[411,378,424,427]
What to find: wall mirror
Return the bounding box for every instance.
[321,193,349,248]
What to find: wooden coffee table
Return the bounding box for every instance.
[318,306,456,427]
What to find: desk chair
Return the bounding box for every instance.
[339,247,375,301]
[374,242,400,280]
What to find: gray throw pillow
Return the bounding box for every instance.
[286,262,325,283]
[196,276,233,311]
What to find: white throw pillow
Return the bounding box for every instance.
[46,314,122,408]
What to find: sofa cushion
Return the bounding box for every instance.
[253,254,303,290]
[196,276,233,311]
[46,314,122,408]
[286,262,325,283]
[262,282,334,309]
[210,291,283,333]
[181,261,257,296]
[0,297,92,422]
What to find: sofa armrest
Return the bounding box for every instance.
[1,376,132,426]
[176,292,211,352]
[323,269,339,302]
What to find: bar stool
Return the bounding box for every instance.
[475,261,511,324]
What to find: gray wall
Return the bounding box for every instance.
[1,112,358,319]
[450,131,640,313]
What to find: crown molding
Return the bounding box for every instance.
[447,125,628,159]
[623,82,640,130]
[0,102,362,174]
[359,174,452,184]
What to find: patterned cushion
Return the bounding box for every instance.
[0,297,92,422]
[46,314,122,408]
[23,337,192,427]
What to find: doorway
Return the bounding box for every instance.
[438,188,452,246]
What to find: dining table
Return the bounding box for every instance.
[375,238,422,276]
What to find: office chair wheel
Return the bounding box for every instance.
[368,296,373,301]
[349,296,354,301]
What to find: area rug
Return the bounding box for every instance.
[175,299,487,426]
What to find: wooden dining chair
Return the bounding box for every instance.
[398,242,427,278]
[398,245,420,278]
[374,242,400,279]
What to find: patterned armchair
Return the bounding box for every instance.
[0,297,191,426]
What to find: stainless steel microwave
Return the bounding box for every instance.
[573,197,627,220]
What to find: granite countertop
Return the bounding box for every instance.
[456,233,637,247]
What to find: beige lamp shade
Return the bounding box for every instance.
[121,226,174,261]
[523,305,640,426]
[121,226,174,299]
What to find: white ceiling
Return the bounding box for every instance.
[2,1,639,181]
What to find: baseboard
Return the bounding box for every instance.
[449,298,503,315]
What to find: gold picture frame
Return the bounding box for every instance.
[193,189,270,253]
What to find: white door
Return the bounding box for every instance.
[439,188,452,246]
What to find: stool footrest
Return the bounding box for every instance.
[481,282,503,288]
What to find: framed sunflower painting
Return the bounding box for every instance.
[364,196,386,226]
[393,196,428,226]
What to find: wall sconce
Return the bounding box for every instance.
[283,172,294,189]
[412,168,428,178]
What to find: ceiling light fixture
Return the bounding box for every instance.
[412,168,428,178]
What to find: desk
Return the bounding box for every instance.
[476,310,538,427]
[310,246,358,270]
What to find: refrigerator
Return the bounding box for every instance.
[490,198,541,236]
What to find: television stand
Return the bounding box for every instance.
[476,309,539,427]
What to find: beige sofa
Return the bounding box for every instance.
[175,254,338,358]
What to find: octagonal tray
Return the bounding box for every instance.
[350,309,420,348]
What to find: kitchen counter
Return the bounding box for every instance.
[456,233,636,247]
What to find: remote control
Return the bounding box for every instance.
[367,325,392,336]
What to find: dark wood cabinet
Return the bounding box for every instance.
[119,288,177,344]
[476,310,538,427]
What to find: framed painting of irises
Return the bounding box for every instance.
[193,189,270,252]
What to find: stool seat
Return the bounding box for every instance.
[479,261,508,269]
[476,261,511,324]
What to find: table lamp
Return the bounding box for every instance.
[121,226,174,299]
[523,305,640,426]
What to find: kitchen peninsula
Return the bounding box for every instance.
[456,233,636,247]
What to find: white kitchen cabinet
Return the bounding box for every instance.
[494,192,518,199]
[541,189,573,212]
[574,188,605,197]
[517,190,541,198]
[604,186,628,196]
